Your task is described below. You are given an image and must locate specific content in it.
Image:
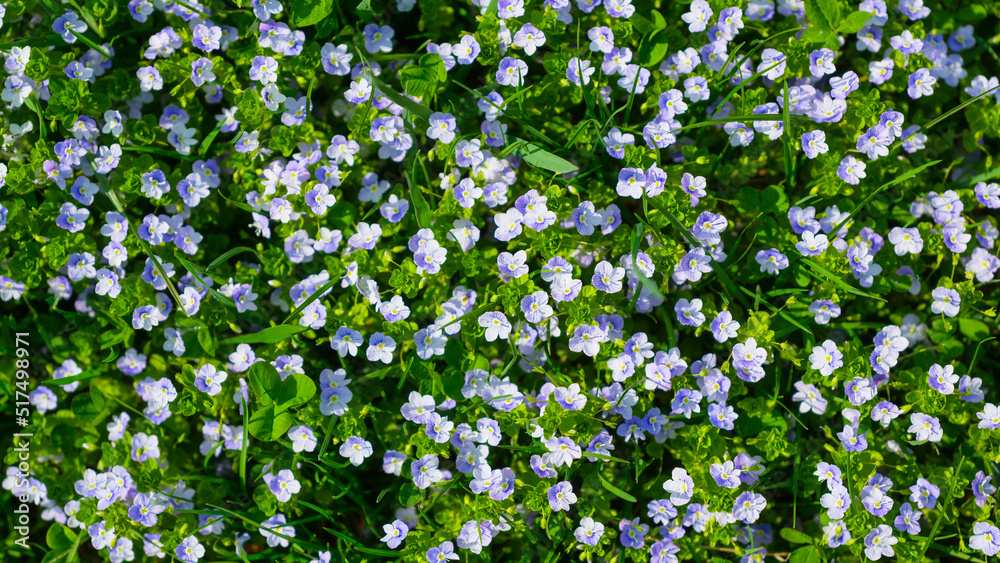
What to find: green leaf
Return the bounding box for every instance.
[71,387,108,425]
[369,75,434,122]
[46,524,77,550]
[399,483,422,507]
[585,452,631,464]
[597,472,637,503]
[400,54,447,98]
[800,259,886,302]
[956,4,988,21]
[289,0,334,27]
[248,362,316,412]
[779,528,814,545]
[511,140,577,174]
[220,325,307,345]
[248,404,295,441]
[406,171,433,229]
[208,246,262,271]
[789,546,822,563]
[40,370,98,388]
[804,0,840,31]
[355,0,375,20]
[631,10,666,34]
[958,318,990,341]
[354,545,401,557]
[637,31,669,66]
[198,327,217,357]
[836,10,871,33]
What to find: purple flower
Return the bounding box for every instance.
[267,469,301,503]
[837,425,868,451]
[348,222,382,251]
[339,436,373,466]
[908,413,943,442]
[366,333,396,364]
[908,68,936,99]
[128,493,165,527]
[733,492,766,523]
[710,461,742,488]
[592,261,625,293]
[809,300,841,324]
[909,477,940,509]
[792,381,827,414]
[194,365,227,396]
[864,525,897,560]
[619,517,649,549]
[671,388,702,418]
[131,432,160,462]
[710,311,740,343]
[574,517,605,546]
[691,211,728,245]
[675,298,705,327]
[837,155,866,184]
[930,287,960,317]
[972,471,997,507]
[191,57,215,86]
[928,363,958,395]
[56,202,90,233]
[426,541,458,562]
[856,125,892,159]
[971,522,1000,556]
[708,403,738,430]
[862,488,893,518]
[755,249,788,274]
[411,454,444,489]
[192,24,222,51]
[496,56,528,86]
[809,340,843,376]
[547,481,577,511]
[822,486,852,519]
[978,404,1000,430]
[175,535,205,563]
[674,248,713,283]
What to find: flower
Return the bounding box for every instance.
[733,492,766,523]
[864,525,897,560]
[971,522,1000,556]
[809,340,843,376]
[574,517,605,546]
[175,536,205,563]
[547,481,577,511]
[930,287,961,317]
[339,436,373,466]
[908,413,943,442]
[380,519,408,549]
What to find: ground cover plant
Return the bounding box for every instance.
[1,0,1000,561]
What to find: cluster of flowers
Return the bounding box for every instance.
[2,0,1000,561]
